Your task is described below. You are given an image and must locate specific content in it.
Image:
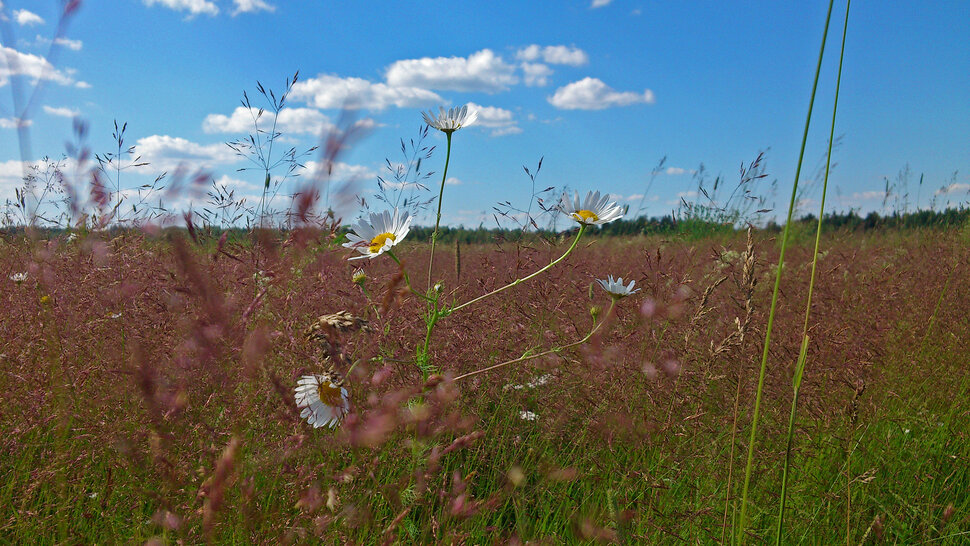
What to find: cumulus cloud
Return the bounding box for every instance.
[290,74,442,110]
[0,117,32,129]
[13,9,44,26]
[134,135,239,173]
[302,160,376,182]
[203,106,332,134]
[142,0,219,17]
[54,37,83,51]
[0,159,27,200]
[0,46,75,87]
[465,102,521,136]
[520,62,552,87]
[516,45,588,66]
[548,77,655,110]
[232,0,275,15]
[43,105,79,118]
[591,0,613,7]
[665,167,696,176]
[385,49,518,93]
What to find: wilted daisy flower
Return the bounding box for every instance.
[559,191,624,226]
[295,373,350,429]
[422,104,478,133]
[597,275,640,299]
[9,272,27,284]
[343,208,412,260]
[351,268,367,285]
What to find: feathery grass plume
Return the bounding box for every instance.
[454,238,462,283]
[737,0,836,541]
[776,2,851,542]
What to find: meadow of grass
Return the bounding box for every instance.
[1,222,968,544]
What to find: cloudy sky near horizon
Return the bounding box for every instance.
[1,0,968,227]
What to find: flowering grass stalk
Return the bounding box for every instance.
[736,0,836,540]
[776,2,850,542]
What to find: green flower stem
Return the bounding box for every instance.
[453,297,615,382]
[427,131,453,289]
[736,0,835,541]
[776,2,850,542]
[449,224,587,315]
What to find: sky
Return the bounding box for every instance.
[1,0,968,228]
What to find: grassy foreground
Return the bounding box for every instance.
[1,225,968,544]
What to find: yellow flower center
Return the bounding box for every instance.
[572,210,599,223]
[317,381,344,407]
[368,232,396,253]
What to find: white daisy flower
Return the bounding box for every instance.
[597,275,640,299]
[295,374,350,429]
[558,191,624,226]
[422,104,478,133]
[342,208,412,260]
[9,272,27,284]
[519,410,538,421]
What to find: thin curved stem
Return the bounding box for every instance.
[736,0,835,541]
[453,298,615,382]
[450,224,587,315]
[776,1,850,542]
[427,131,453,289]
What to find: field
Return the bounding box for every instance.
[2,224,968,544]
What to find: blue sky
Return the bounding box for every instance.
[1,0,968,227]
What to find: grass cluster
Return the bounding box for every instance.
[1,224,967,543]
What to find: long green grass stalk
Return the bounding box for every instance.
[775,2,851,542]
[736,0,835,540]
[427,131,453,289]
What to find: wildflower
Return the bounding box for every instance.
[343,208,412,260]
[9,272,27,284]
[295,373,350,429]
[422,104,478,133]
[66,233,78,243]
[519,410,538,421]
[351,269,367,285]
[559,191,624,226]
[597,275,640,299]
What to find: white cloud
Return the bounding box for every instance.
[591,0,613,7]
[134,135,239,172]
[232,0,275,15]
[665,167,696,176]
[548,77,655,110]
[445,177,462,186]
[517,45,588,67]
[75,81,91,89]
[143,0,219,17]
[520,62,552,87]
[385,49,518,93]
[466,102,521,136]
[935,183,970,195]
[43,105,80,118]
[13,9,44,26]
[54,37,83,51]
[0,159,28,200]
[850,191,885,200]
[203,106,331,134]
[0,117,32,129]
[290,74,442,110]
[0,46,75,87]
[302,160,376,181]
